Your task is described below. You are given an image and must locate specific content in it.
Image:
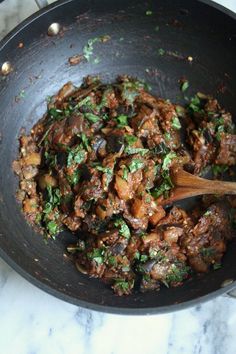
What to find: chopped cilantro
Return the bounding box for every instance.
[122,166,129,181]
[181,81,189,92]
[146,10,153,15]
[83,37,99,61]
[212,164,229,176]
[140,254,148,262]
[164,132,171,141]
[134,251,140,260]
[165,263,190,284]
[151,180,172,199]
[114,218,131,239]
[125,147,149,156]
[46,221,60,235]
[152,142,170,156]
[84,113,100,123]
[162,152,177,170]
[87,248,104,264]
[66,170,81,186]
[124,135,138,145]
[176,106,185,117]
[81,133,90,151]
[96,166,113,187]
[215,125,225,141]
[172,116,181,130]
[151,169,173,199]
[76,96,93,109]
[113,279,132,293]
[158,48,165,56]
[203,210,212,216]
[44,186,61,212]
[108,256,117,266]
[93,57,100,64]
[48,108,64,121]
[44,151,57,167]
[200,247,215,257]
[67,144,86,167]
[116,115,128,127]
[121,81,141,105]
[128,159,144,173]
[188,95,201,113]
[213,263,222,270]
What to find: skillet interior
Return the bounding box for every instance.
[0,0,236,313]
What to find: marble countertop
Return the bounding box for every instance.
[0,1,236,353]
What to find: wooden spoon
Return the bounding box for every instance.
[158,168,236,205]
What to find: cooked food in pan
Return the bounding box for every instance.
[13,76,236,295]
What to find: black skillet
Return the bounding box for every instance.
[0,0,236,314]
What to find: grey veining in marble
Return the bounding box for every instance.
[0,1,236,354]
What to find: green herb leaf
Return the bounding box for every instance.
[181,81,189,92]
[96,165,114,187]
[203,210,212,216]
[67,145,86,167]
[83,37,100,61]
[172,116,181,130]
[212,164,229,176]
[46,221,60,236]
[213,263,222,270]
[215,125,225,141]
[146,10,153,15]
[152,142,170,156]
[84,113,100,123]
[134,251,140,260]
[121,80,143,105]
[48,108,64,121]
[113,279,132,293]
[200,247,215,257]
[164,132,171,141]
[114,218,131,239]
[76,96,93,109]
[116,115,128,127]
[188,95,201,113]
[128,159,144,173]
[162,152,177,170]
[81,133,90,151]
[124,135,138,145]
[151,180,172,199]
[140,254,148,262]
[158,48,165,56]
[108,256,117,266]
[87,248,104,264]
[44,151,57,167]
[66,170,81,186]
[165,263,190,284]
[125,147,149,156]
[122,166,129,181]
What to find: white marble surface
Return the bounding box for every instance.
[0,1,236,354]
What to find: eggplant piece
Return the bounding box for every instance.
[56,151,67,168]
[203,129,213,143]
[111,242,127,255]
[92,136,107,156]
[106,134,124,153]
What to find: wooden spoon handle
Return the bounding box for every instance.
[172,169,236,195]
